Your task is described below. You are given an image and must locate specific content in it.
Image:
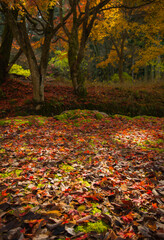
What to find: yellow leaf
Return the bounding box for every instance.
[45,210,62,216]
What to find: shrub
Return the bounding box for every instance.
[9,64,31,78]
[47,50,69,78]
[110,72,132,83]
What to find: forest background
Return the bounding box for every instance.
[0,0,163,113]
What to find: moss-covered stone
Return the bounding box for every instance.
[54,109,108,121]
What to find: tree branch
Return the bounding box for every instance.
[7,48,23,72]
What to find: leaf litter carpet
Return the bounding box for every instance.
[0,110,164,240]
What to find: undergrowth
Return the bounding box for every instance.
[0,78,163,118]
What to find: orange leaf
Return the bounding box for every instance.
[152,203,158,209]
[121,183,128,191]
[1,190,8,196]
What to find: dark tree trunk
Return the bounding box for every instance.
[2,4,53,106]
[118,57,124,83]
[68,28,86,96]
[0,22,13,84]
[66,0,97,97]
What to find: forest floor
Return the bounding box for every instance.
[0,77,164,240]
[0,77,164,118]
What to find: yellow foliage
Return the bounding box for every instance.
[97,50,118,68]
[133,45,164,71]
[92,0,164,70]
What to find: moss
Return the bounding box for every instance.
[156,139,164,144]
[141,146,164,153]
[0,149,5,153]
[0,169,22,178]
[15,169,23,177]
[0,120,6,126]
[114,114,133,120]
[54,113,68,120]
[75,220,108,233]
[134,115,157,120]
[54,174,62,180]
[0,116,47,127]
[34,116,47,125]
[73,121,80,127]
[0,118,27,126]
[37,183,45,189]
[0,171,12,178]
[77,205,86,212]
[91,203,101,215]
[60,164,74,172]
[54,109,106,122]
[95,112,103,120]
[77,178,91,187]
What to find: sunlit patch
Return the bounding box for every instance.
[112,127,163,149]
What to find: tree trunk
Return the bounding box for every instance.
[118,57,124,83]
[0,21,13,84]
[69,63,86,96]
[151,64,155,81]
[2,4,54,106]
[112,31,126,83]
[156,56,161,81]
[144,66,148,81]
[29,61,44,104]
[68,28,86,96]
[68,50,86,96]
[17,20,44,104]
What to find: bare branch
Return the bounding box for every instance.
[19,3,45,33]
[59,0,70,37]
[33,0,50,26]
[53,8,72,36]
[52,35,68,43]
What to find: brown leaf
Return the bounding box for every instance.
[121,183,128,191]
[107,229,118,240]
[65,224,76,236]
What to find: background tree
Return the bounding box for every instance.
[60,0,116,96]
[91,0,164,82]
[59,0,157,95]
[132,1,164,81]
[92,7,130,82]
